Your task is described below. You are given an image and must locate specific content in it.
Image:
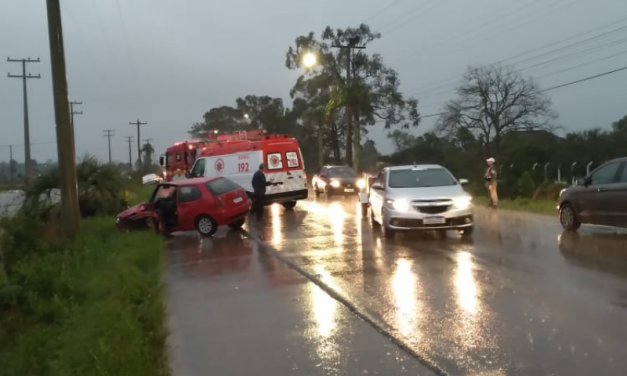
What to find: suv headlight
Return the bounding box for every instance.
[386,198,411,211]
[453,197,472,209]
[330,180,341,188]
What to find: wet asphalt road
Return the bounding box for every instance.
[165,195,627,376]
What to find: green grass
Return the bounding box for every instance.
[474,196,558,215]
[0,216,168,376]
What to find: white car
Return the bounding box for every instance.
[368,164,474,238]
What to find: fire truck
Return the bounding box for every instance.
[158,138,210,181]
[160,130,308,208]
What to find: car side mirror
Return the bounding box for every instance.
[371,182,383,190]
[459,178,469,185]
[576,176,589,186]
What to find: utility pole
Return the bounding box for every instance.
[332,36,365,170]
[125,136,133,172]
[103,129,115,163]
[70,101,83,128]
[46,0,81,238]
[9,145,13,182]
[129,119,146,167]
[7,57,41,180]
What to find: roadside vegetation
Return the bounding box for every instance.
[0,157,168,376]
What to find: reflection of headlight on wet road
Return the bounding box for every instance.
[356,179,366,189]
[453,197,472,210]
[330,180,341,188]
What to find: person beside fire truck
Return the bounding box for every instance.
[251,163,267,221]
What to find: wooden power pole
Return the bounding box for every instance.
[129,119,146,167]
[332,36,365,170]
[46,0,80,237]
[103,129,115,163]
[125,136,133,172]
[7,57,40,180]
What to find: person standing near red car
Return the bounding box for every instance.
[251,163,267,221]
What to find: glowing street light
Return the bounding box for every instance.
[302,52,317,68]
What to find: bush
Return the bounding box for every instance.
[0,215,167,376]
[0,161,169,375]
[21,155,131,220]
[513,171,536,199]
[533,181,568,201]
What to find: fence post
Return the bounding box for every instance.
[586,161,594,175]
[544,162,550,182]
[571,162,577,184]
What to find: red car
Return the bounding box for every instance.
[116,177,251,237]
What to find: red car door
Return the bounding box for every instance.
[175,184,206,231]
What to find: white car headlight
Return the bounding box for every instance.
[388,198,411,211]
[330,180,341,188]
[453,196,472,209]
[356,179,366,189]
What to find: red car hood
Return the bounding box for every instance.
[117,203,146,219]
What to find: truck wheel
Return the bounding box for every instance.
[196,215,217,237]
[282,201,297,210]
[228,219,245,230]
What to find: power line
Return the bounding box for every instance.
[7,57,41,180]
[409,28,627,100]
[361,0,404,25]
[538,64,627,93]
[377,0,440,33]
[407,16,627,95]
[0,141,55,148]
[417,65,627,122]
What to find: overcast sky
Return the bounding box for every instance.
[1,0,626,164]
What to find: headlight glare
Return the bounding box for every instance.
[330,180,341,188]
[453,197,472,209]
[388,198,411,211]
[356,179,366,189]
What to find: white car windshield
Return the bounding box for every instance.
[389,168,457,188]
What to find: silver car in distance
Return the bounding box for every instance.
[368,164,474,239]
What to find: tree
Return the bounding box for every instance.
[189,105,250,138]
[437,65,557,158]
[189,95,291,138]
[285,24,420,170]
[387,130,416,152]
[141,142,155,170]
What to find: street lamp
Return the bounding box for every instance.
[302,52,317,68]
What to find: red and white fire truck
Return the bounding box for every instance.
[159,130,308,208]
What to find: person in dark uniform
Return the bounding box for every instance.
[484,157,498,208]
[251,163,267,221]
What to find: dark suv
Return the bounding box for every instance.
[312,165,366,196]
[558,157,627,231]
